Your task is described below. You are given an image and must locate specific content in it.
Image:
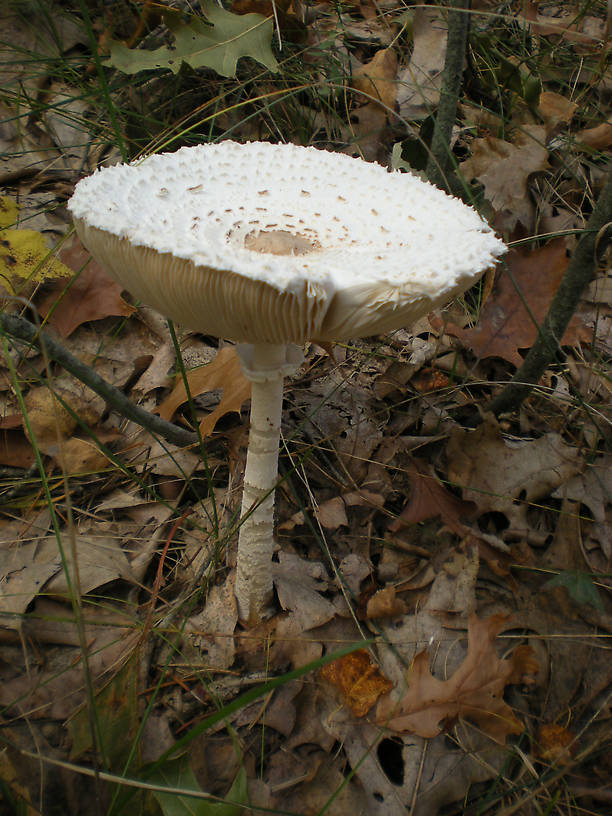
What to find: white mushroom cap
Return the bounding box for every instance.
[68,141,505,343]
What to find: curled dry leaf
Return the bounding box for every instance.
[366,587,407,620]
[576,117,612,149]
[535,722,576,765]
[352,48,397,112]
[377,614,538,744]
[157,345,250,437]
[320,648,393,717]
[538,91,577,136]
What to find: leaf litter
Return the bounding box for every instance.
[0,0,610,814]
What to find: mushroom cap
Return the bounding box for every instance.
[68,141,505,344]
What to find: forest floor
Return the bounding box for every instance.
[0,1,611,815]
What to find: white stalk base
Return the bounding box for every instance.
[234,343,301,623]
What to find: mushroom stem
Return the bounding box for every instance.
[235,343,294,622]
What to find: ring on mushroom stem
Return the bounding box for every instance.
[68,140,506,623]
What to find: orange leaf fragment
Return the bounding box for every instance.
[377,614,538,743]
[535,723,576,765]
[157,346,250,437]
[320,649,393,717]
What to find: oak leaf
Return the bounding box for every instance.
[157,345,250,437]
[459,125,548,230]
[377,614,537,743]
[445,239,591,366]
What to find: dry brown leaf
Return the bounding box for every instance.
[447,415,583,527]
[0,628,140,719]
[55,433,115,475]
[345,103,389,162]
[38,235,136,337]
[538,91,577,135]
[522,2,606,47]
[389,458,476,534]
[352,48,397,112]
[366,587,407,620]
[157,345,250,437]
[397,7,447,120]
[320,648,393,717]
[445,239,591,366]
[576,118,612,149]
[459,125,549,230]
[0,428,35,467]
[316,496,348,530]
[377,614,537,743]
[535,722,576,765]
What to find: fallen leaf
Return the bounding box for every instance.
[321,648,393,717]
[183,574,238,670]
[352,48,397,112]
[535,722,576,764]
[459,125,549,230]
[377,614,537,743]
[447,414,583,532]
[106,2,278,77]
[576,117,612,149]
[552,456,612,559]
[366,587,407,620]
[316,496,348,530]
[522,2,606,47]
[538,91,577,136]
[389,458,476,534]
[445,239,591,366]
[397,7,447,120]
[273,551,336,631]
[157,345,250,437]
[38,235,136,337]
[0,227,73,293]
[23,376,106,456]
[0,195,18,228]
[0,628,140,719]
[0,428,35,467]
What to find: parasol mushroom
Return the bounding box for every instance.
[68,141,505,622]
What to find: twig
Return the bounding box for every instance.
[488,169,612,416]
[0,313,200,448]
[425,0,471,191]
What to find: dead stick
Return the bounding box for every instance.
[487,169,612,416]
[0,313,199,448]
[426,0,471,191]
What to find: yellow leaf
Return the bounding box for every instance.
[0,228,73,291]
[0,196,18,229]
